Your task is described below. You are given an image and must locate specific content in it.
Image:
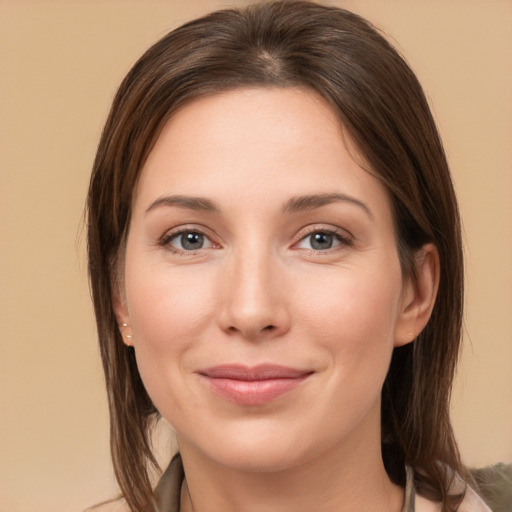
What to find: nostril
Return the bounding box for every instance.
[225,324,277,338]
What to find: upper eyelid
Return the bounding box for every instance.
[291,226,354,252]
[158,223,353,248]
[160,227,219,255]
[158,226,220,252]
[161,224,215,241]
[294,224,353,241]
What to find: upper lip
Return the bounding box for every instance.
[198,364,313,381]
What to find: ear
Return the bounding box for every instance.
[394,243,440,347]
[112,282,134,347]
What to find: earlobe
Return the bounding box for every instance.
[395,243,440,347]
[113,285,134,346]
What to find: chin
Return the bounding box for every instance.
[178,413,350,476]
[207,443,310,474]
[175,416,316,473]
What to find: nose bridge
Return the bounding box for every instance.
[218,239,288,339]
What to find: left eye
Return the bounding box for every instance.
[296,231,343,251]
[167,231,213,251]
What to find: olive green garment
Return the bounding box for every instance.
[153,454,499,512]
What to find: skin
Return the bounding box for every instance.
[114,87,439,512]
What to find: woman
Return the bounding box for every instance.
[86,2,494,511]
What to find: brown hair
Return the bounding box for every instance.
[87,1,465,510]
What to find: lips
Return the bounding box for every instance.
[198,364,313,405]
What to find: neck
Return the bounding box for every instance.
[178,425,404,512]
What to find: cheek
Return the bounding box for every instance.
[126,258,213,345]
[123,256,217,397]
[298,261,403,376]
[123,265,219,424]
[301,262,402,334]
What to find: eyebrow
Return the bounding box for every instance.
[282,193,373,218]
[145,192,372,218]
[145,195,222,215]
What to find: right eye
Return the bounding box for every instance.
[164,230,214,252]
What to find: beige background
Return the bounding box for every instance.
[0,1,511,511]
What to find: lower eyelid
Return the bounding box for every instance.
[161,229,213,249]
[294,229,353,248]
[159,226,352,254]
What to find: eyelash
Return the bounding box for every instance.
[293,227,353,253]
[159,226,353,255]
[160,227,217,255]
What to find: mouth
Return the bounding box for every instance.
[197,364,313,406]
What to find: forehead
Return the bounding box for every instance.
[133,87,390,218]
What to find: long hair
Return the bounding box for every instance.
[87,2,465,510]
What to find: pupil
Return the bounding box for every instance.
[311,232,333,250]
[182,232,204,250]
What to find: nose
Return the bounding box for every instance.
[217,247,291,341]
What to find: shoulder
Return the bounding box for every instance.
[415,493,442,512]
[458,484,494,512]
[412,466,494,512]
[470,462,512,512]
[415,484,491,512]
[83,497,130,512]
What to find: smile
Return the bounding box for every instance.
[198,364,313,406]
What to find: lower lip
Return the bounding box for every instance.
[201,376,310,405]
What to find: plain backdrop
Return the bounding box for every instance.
[0,1,511,511]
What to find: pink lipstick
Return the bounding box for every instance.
[198,364,312,405]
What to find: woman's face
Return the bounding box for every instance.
[116,87,421,472]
